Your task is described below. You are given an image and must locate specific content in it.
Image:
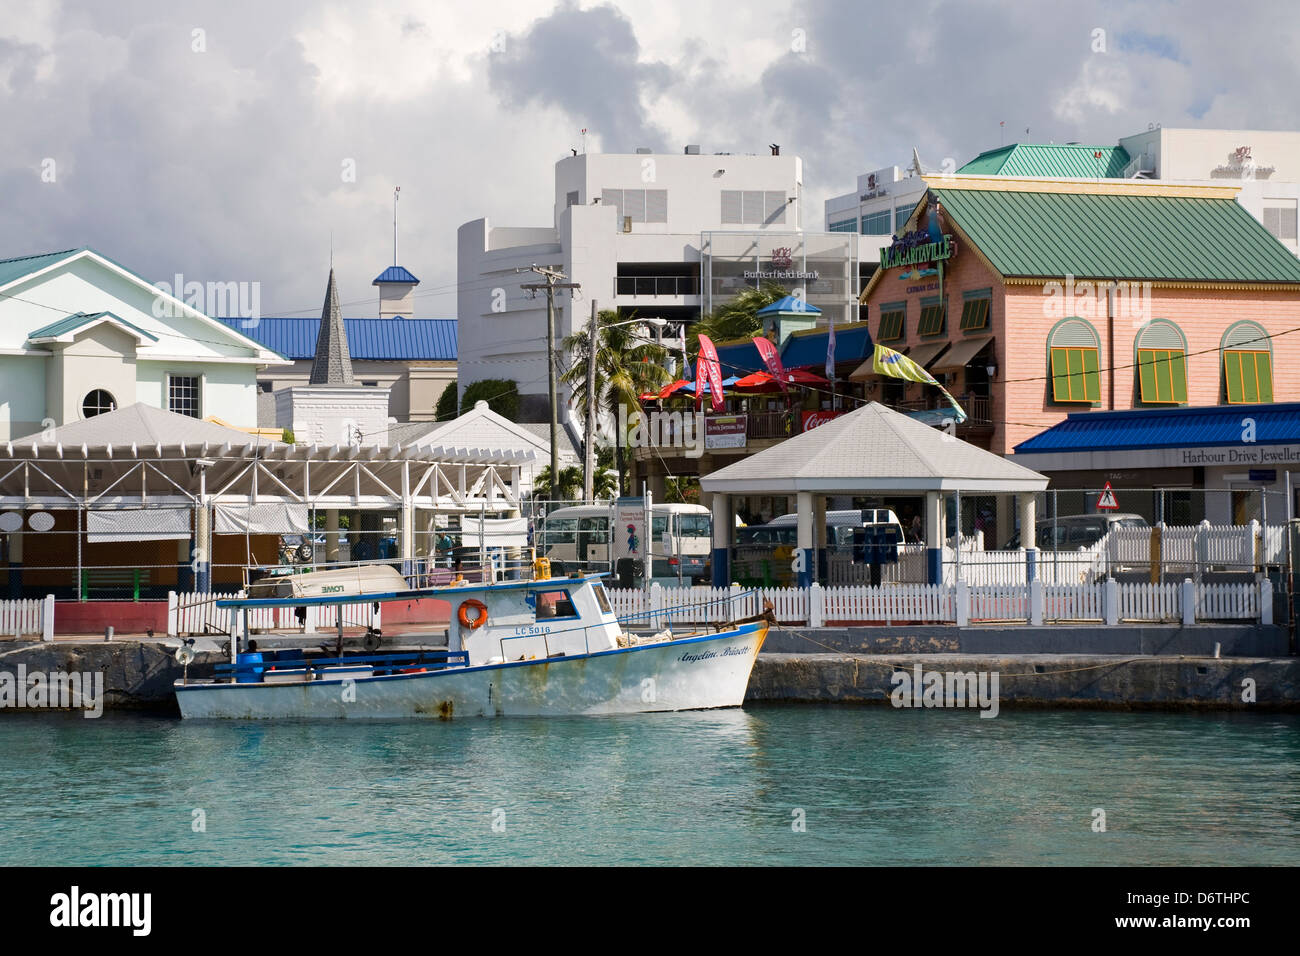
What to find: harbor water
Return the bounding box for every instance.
[2,706,1297,866]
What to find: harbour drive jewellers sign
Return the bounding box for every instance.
[880,230,954,270]
[745,246,819,280]
[1181,445,1300,465]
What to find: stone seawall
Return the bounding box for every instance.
[749,653,1300,710]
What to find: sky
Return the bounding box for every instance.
[2,0,1298,318]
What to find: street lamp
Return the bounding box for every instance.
[584,314,668,502]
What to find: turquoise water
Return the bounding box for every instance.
[1,707,1297,866]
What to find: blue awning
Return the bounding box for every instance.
[1014,403,1300,454]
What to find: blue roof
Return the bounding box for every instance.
[372,266,420,284]
[779,323,873,369]
[216,317,456,361]
[757,295,822,316]
[1014,404,1300,454]
[714,339,765,377]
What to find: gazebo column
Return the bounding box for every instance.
[710,493,733,588]
[7,528,21,599]
[814,495,827,584]
[796,491,814,588]
[1019,493,1038,584]
[325,509,340,563]
[400,502,415,580]
[924,491,943,585]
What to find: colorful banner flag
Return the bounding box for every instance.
[751,336,788,392]
[872,344,967,422]
[695,334,725,413]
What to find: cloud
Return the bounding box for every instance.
[0,0,1297,322]
[488,2,672,153]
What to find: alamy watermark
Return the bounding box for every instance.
[50,886,150,936]
[152,273,261,326]
[890,664,999,718]
[0,666,104,718]
[1042,273,1152,326]
[619,405,704,459]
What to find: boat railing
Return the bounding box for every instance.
[210,650,470,683]
[615,588,759,630]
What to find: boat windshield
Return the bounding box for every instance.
[591,584,612,614]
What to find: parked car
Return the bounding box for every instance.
[1001,513,1149,551]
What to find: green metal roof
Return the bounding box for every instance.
[957,144,1131,178]
[0,248,82,288]
[932,187,1300,283]
[27,311,159,342]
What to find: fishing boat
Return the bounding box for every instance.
[173,565,771,719]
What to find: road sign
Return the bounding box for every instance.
[1096,481,1119,511]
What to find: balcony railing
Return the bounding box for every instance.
[747,410,795,440]
[615,275,699,297]
[894,393,993,426]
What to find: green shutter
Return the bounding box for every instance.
[1139,349,1186,404]
[1224,352,1245,403]
[1256,352,1274,402]
[1051,346,1098,402]
[918,303,945,336]
[959,298,989,331]
[1170,351,1187,403]
[878,310,904,341]
[1083,347,1100,401]
[1226,350,1273,404]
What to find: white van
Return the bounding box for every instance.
[536,503,712,581]
[764,508,906,548]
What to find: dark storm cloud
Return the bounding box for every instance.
[488,1,672,152]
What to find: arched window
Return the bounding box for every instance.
[1134,320,1188,405]
[1047,318,1100,403]
[1221,321,1273,404]
[82,389,116,418]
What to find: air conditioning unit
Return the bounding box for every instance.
[623,216,632,233]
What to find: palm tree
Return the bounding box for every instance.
[686,282,789,356]
[532,464,583,502]
[561,310,670,495]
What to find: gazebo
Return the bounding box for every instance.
[700,402,1048,586]
[0,404,532,599]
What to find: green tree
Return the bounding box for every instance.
[435,379,458,421]
[561,311,669,495]
[532,464,583,502]
[687,282,788,357]
[461,378,519,420]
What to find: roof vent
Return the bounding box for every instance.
[635,147,652,154]
[684,144,701,155]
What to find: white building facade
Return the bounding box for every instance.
[458,149,860,420]
[0,247,286,442]
[824,164,930,267]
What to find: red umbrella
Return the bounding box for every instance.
[656,379,691,399]
[782,368,831,386]
[732,371,783,393]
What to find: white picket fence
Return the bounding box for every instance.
[168,591,379,637]
[606,577,1273,627]
[0,595,55,640]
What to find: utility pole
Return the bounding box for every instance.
[584,299,598,503]
[520,265,579,496]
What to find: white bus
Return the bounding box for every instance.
[535,503,712,582]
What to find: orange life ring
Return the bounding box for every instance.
[458,599,488,630]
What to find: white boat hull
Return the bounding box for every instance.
[175,622,767,719]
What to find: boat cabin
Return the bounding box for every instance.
[449,575,623,665]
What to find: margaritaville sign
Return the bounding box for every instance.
[879,230,955,270]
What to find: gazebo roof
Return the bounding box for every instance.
[701,402,1047,493]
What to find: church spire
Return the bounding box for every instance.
[309,268,353,386]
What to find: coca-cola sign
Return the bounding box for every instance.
[801,410,842,432]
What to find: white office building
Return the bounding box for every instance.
[458,148,860,421]
[824,164,930,270]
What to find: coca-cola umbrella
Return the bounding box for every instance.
[732,371,782,393]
